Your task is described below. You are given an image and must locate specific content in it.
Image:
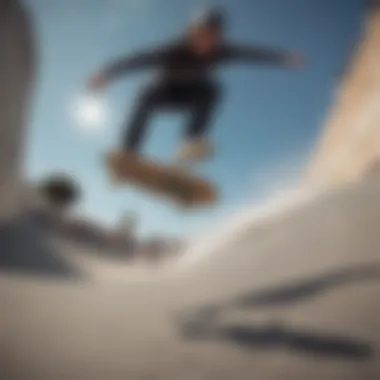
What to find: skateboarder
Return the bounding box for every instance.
[87,8,304,163]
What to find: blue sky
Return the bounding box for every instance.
[24,0,364,238]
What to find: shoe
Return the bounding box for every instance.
[176,138,213,164]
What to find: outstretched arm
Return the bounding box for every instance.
[221,43,304,68]
[87,45,171,91]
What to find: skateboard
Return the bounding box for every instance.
[105,151,217,208]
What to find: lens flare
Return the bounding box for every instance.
[72,94,106,132]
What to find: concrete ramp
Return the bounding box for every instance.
[1,177,379,379]
[307,1,380,187]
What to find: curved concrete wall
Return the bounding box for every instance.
[307,2,380,187]
[0,1,35,220]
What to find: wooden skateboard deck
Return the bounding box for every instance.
[105,151,217,208]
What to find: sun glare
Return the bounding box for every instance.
[73,94,106,132]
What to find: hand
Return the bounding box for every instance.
[86,71,107,93]
[286,52,305,69]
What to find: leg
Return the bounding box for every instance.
[184,81,221,140]
[122,83,163,153]
[175,82,221,163]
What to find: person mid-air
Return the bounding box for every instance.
[87,8,304,164]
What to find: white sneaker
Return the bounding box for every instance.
[176,138,213,164]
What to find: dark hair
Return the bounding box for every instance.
[191,7,225,31]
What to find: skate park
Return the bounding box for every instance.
[1,1,380,379]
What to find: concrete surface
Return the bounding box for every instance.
[1,177,380,379]
[307,1,380,187]
[0,0,35,221]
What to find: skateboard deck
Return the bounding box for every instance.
[105,151,217,208]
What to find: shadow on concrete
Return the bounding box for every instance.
[0,216,82,280]
[181,321,374,360]
[233,264,380,308]
[178,264,380,360]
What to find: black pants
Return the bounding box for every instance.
[123,81,221,152]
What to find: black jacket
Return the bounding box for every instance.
[102,39,292,84]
